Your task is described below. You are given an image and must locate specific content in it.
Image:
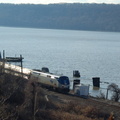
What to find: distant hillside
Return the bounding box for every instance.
[0,3,120,32]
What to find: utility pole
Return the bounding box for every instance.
[106,89,109,99]
[20,55,23,78]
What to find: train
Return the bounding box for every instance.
[29,69,70,93]
[0,62,70,93]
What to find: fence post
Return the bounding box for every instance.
[20,55,23,78]
[106,89,109,99]
[3,50,5,59]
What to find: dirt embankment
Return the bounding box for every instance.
[0,73,119,120]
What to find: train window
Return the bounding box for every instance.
[33,72,40,75]
[47,75,51,78]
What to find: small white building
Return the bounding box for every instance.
[74,84,89,98]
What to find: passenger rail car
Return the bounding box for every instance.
[0,62,31,78]
[30,70,70,93]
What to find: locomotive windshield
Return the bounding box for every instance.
[58,76,70,85]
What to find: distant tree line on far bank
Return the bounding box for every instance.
[0,3,120,32]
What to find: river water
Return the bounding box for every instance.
[1,26,120,98]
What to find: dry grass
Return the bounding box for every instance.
[0,73,110,120]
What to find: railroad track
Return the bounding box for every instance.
[42,87,120,120]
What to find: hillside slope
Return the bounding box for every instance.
[0,3,120,32]
[0,73,120,120]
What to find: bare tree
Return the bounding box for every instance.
[108,83,120,102]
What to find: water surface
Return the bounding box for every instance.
[1,26,120,97]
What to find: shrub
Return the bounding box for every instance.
[108,83,120,102]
